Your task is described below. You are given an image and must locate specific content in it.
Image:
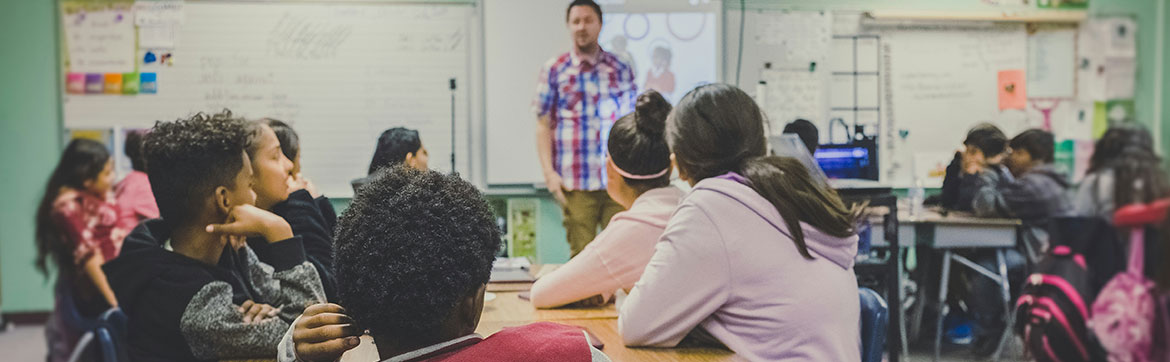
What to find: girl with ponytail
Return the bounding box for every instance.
[530,90,685,309]
[619,84,862,361]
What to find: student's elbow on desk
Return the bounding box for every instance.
[618,317,679,348]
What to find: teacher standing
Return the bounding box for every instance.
[533,0,637,256]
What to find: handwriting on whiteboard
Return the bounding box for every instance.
[268,13,353,60]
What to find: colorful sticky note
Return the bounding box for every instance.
[998,69,1027,110]
[103,73,123,94]
[66,73,86,94]
[85,73,104,94]
[122,73,139,95]
[1092,101,1108,139]
[140,72,158,94]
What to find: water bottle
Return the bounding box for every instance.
[908,177,925,217]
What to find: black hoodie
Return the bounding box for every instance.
[104,219,325,362]
[226,189,338,302]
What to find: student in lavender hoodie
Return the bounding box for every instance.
[619,83,862,361]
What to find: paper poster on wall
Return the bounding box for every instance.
[1034,99,1094,140]
[1104,57,1136,100]
[1027,27,1075,98]
[1076,21,1107,102]
[599,12,717,104]
[1055,139,1093,183]
[761,68,827,136]
[63,2,136,74]
[1102,17,1136,58]
[506,198,539,261]
[998,70,1026,110]
[754,11,832,68]
[67,128,114,150]
[133,0,184,26]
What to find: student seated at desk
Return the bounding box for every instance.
[973,129,1071,223]
[277,166,610,362]
[619,84,861,361]
[266,118,339,231]
[782,118,819,155]
[103,111,325,361]
[221,119,339,303]
[967,129,1068,355]
[351,127,429,192]
[1073,123,1169,223]
[931,123,1009,211]
[530,90,684,309]
[37,139,126,362]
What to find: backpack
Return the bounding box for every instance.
[1015,245,1099,362]
[1015,217,1116,362]
[1088,201,1169,362]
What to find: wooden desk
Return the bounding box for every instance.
[481,291,618,322]
[869,209,1021,248]
[340,270,738,361]
[865,207,1021,362]
[478,319,742,362]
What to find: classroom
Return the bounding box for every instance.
[1,0,1169,361]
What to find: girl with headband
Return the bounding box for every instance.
[530,90,683,309]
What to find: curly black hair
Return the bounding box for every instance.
[143,110,251,224]
[335,165,501,341]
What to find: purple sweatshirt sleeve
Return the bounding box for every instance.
[618,203,730,347]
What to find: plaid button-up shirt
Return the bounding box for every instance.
[533,49,637,191]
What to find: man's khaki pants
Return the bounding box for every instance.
[562,190,625,256]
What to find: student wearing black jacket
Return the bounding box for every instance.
[232,119,339,302]
[103,112,324,361]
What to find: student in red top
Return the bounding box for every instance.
[277,166,608,362]
[37,138,128,362]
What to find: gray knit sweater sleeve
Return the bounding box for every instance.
[241,246,326,320]
[179,281,294,360]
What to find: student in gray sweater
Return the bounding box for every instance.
[973,129,1072,224]
[104,111,325,361]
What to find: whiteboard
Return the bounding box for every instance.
[877,22,1029,187]
[63,2,473,197]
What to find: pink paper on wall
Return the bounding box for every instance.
[998,69,1027,110]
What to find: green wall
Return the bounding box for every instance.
[0,0,63,312]
[1,0,1165,314]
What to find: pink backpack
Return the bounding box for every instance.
[1089,202,1167,362]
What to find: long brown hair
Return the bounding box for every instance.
[1088,123,1169,208]
[35,138,110,277]
[667,84,858,259]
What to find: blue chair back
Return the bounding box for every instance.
[859,287,888,362]
[95,308,129,362]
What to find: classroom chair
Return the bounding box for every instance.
[67,308,129,362]
[859,287,889,362]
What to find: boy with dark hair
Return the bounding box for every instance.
[104,111,325,361]
[782,119,819,154]
[974,129,1071,222]
[278,166,608,362]
[933,123,1011,211]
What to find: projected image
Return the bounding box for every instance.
[601,12,717,104]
